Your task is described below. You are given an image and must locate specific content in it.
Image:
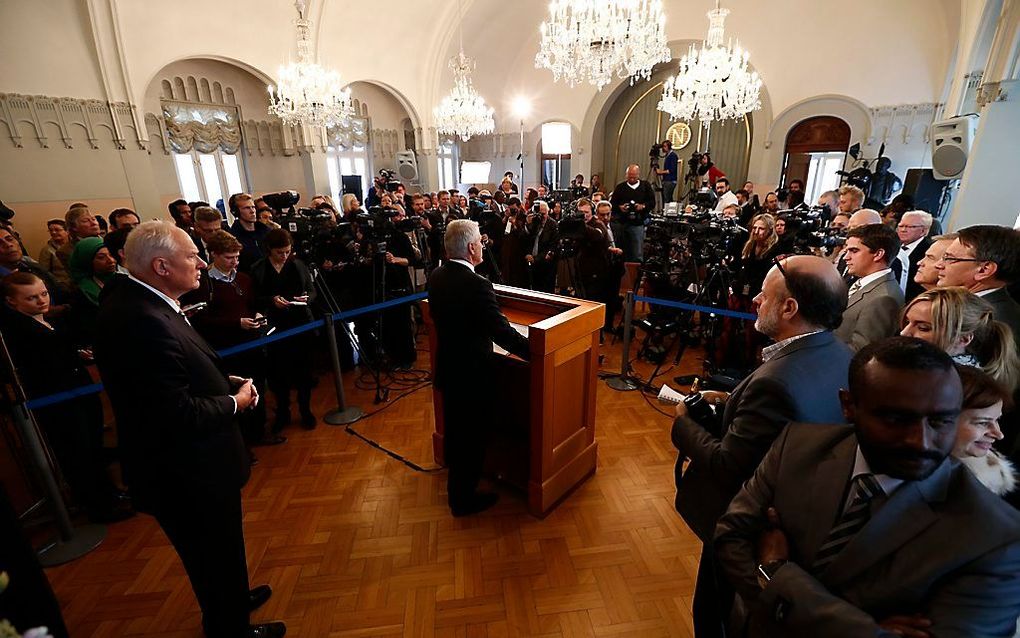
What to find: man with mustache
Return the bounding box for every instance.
[715,337,1020,637]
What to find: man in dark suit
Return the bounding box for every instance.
[609,164,656,262]
[526,200,558,293]
[428,219,530,517]
[834,224,904,352]
[192,205,227,264]
[716,338,1020,637]
[894,211,933,302]
[936,224,1020,342]
[93,221,284,638]
[672,255,853,638]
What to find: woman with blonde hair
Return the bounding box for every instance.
[340,193,361,223]
[900,286,1019,390]
[721,214,780,369]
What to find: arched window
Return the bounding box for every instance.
[782,116,851,204]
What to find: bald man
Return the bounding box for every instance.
[609,164,656,262]
[672,255,853,637]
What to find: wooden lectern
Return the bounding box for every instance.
[422,285,604,517]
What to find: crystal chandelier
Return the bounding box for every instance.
[268,0,353,128]
[657,1,761,126]
[535,0,671,91]
[434,0,495,142]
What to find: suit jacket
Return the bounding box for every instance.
[427,261,529,392]
[900,236,931,302]
[93,278,248,509]
[671,331,852,542]
[715,423,1020,638]
[833,271,904,352]
[983,287,1020,346]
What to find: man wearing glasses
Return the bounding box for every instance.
[672,255,852,637]
[935,224,1020,342]
[895,210,933,301]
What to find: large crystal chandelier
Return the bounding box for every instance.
[657,1,761,126]
[535,0,671,91]
[268,0,353,128]
[434,51,495,142]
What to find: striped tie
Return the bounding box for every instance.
[812,473,883,573]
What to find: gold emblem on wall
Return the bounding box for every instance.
[665,122,692,150]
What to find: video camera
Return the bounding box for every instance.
[778,206,841,252]
[553,205,587,258]
[276,206,355,265]
[377,168,403,193]
[262,190,300,213]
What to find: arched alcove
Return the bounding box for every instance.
[781,116,851,191]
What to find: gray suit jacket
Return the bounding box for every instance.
[833,270,904,352]
[715,424,1020,638]
[671,331,852,542]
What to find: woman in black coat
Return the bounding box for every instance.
[249,229,318,430]
[1,272,127,522]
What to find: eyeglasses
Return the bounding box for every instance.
[938,254,987,265]
[896,224,925,230]
[772,255,788,278]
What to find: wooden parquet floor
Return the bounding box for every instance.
[47,328,707,637]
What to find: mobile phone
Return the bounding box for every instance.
[181,302,207,314]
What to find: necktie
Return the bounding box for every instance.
[812,473,883,572]
[848,280,862,298]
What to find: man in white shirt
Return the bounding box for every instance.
[834,223,904,352]
[713,177,739,212]
[894,210,933,301]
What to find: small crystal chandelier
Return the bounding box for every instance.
[535,0,671,91]
[434,2,495,142]
[268,0,353,128]
[657,0,761,126]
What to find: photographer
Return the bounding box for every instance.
[573,198,612,303]
[499,197,530,288]
[526,200,559,293]
[609,164,656,262]
[425,190,464,266]
[377,206,420,368]
[595,201,626,331]
[656,140,679,204]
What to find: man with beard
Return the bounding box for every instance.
[672,255,852,637]
[715,337,1020,637]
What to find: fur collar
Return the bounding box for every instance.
[958,451,1018,496]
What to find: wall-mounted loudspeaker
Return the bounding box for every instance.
[931,115,978,180]
[395,151,418,181]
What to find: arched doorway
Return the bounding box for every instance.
[781,116,850,203]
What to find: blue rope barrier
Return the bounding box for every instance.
[25,383,105,410]
[21,291,431,410]
[332,291,428,321]
[634,294,757,321]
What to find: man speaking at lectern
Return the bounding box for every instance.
[428,219,531,517]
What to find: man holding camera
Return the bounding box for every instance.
[610,164,656,262]
[424,190,464,267]
[656,140,679,205]
[672,255,852,638]
[526,200,558,293]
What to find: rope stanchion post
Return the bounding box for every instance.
[606,290,641,391]
[322,313,365,425]
[0,330,106,566]
[10,404,106,566]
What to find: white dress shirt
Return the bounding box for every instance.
[449,258,475,273]
[849,268,892,297]
[714,190,739,212]
[897,237,924,292]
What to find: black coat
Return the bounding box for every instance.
[609,180,657,225]
[427,261,530,392]
[902,236,933,302]
[671,330,852,542]
[93,278,248,509]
